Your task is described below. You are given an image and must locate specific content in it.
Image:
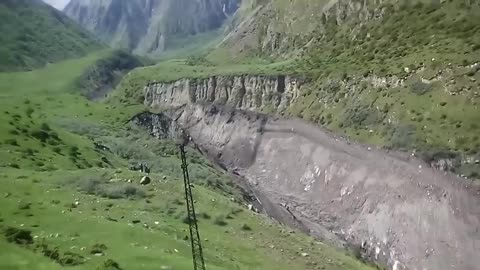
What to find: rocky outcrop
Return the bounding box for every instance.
[64,0,240,56]
[133,103,480,270]
[144,75,304,113]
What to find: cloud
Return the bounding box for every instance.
[42,0,70,10]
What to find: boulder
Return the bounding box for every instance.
[140,176,151,185]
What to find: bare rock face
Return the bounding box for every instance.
[64,0,240,56]
[144,75,304,113]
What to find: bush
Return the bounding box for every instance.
[389,124,418,150]
[5,139,19,146]
[100,184,146,199]
[410,80,433,95]
[74,176,146,200]
[341,105,383,128]
[3,227,33,245]
[97,259,122,270]
[213,215,228,226]
[241,224,252,231]
[89,243,108,255]
[197,212,211,219]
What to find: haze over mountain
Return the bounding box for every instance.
[64,0,240,56]
[42,0,69,10]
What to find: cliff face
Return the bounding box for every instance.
[133,102,480,270]
[64,0,240,56]
[144,75,304,112]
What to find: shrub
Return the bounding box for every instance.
[58,252,85,266]
[5,139,18,146]
[100,184,146,200]
[40,123,51,131]
[241,224,252,231]
[341,105,383,128]
[197,212,211,219]
[26,107,34,117]
[3,227,33,245]
[97,259,122,270]
[389,124,417,150]
[89,243,108,255]
[213,215,228,226]
[74,176,145,200]
[410,80,433,95]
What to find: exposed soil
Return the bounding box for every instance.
[133,103,480,270]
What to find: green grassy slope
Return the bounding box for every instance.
[0,0,101,72]
[0,53,372,269]
[290,0,480,178]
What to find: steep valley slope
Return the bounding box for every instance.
[120,0,480,178]
[135,85,480,270]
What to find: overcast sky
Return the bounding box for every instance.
[43,0,70,10]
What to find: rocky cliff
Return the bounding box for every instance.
[134,102,480,270]
[144,75,304,112]
[64,0,240,56]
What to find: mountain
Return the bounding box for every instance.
[0,0,101,71]
[64,0,240,56]
[212,0,480,177]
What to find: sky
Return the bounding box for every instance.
[43,0,70,10]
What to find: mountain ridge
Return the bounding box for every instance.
[0,0,101,71]
[64,0,240,56]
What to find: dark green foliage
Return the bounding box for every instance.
[76,50,143,99]
[389,124,418,150]
[0,0,101,71]
[58,252,85,266]
[3,227,33,245]
[5,139,19,146]
[241,224,252,231]
[420,149,459,164]
[90,243,108,254]
[37,243,85,266]
[74,176,146,200]
[341,105,383,128]
[198,212,211,219]
[214,215,228,226]
[410,80,433,95]
[97,259,122,270]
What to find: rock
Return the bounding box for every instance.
[140,176,151,185]
[131,220,141,224]
[162,176,167,180]
[475,160,480,164]
[301,252,309,257]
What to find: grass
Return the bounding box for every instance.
[0,169,372,270]
[0,52,372,269]
[0,0,101,71]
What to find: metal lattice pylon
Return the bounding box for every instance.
[180,144,207,270]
